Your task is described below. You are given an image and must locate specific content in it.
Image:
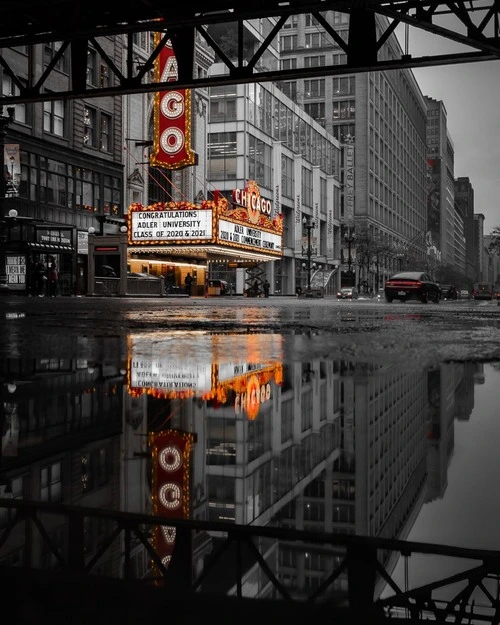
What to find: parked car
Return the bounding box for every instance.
[384,271,440,303]
[337,286,358,300]
[459,289,471,299]
[439,284,458,300]
[472,282,493,300]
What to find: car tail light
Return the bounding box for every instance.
[387,280,422,288]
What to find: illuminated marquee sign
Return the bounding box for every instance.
[130,207,213,243]
[150,36,196,170]
[218,219,282,254]
[130,358,213,393]
[127,181,283,258]
[127,333,283,419]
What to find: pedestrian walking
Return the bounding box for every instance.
[263,279,270,298]
[48,259,59,297]
[184,272,194,295]
[35,260,46,296]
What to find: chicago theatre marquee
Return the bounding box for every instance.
[127,37,283,274]
[127,179,284,269]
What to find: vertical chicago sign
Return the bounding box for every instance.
[151,35,196,169]
[150,429,195,576]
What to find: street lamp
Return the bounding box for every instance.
[302,216,316,293]
[344,227,356,285]
[0,106,15,291]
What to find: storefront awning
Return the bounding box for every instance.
[128,245,277,262]
[27,242,74,253]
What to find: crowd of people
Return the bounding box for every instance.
[30,256,59,297]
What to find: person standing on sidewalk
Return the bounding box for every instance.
[184,272,194,295]
[48,259,59,297]
[263,279,270,298]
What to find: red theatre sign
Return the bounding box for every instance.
[150,35,196,170]
[150,429,195,575]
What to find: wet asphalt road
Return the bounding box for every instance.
[1,295,499,369]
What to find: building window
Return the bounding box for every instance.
[333,100,356,120]
[208,131,237,180]
[280,82,297,102]
[281,35,297,50]
[304,79,325,98]
[104,175,121,214]
[2,76,26,124]
[281,58,297,70]
[83,106,97,147]
[284,15,298,29]
[44,41,69,73]
[81,448,108,494]
[87,49,98,86]
[305,33,325,48]
[304,55,325,68]
[41,462,62,503]
[304,102,325,127]
[248,134,271,187]
[100,113,111,151]
[100,63,110,88]
[43,100,65,136]
[333,77,355,96]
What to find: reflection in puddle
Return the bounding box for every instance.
[0,331,496,604]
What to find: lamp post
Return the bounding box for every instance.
[0,106,15,291]
[344,227,356,286]
[302,216,316,293]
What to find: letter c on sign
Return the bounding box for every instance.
[159,483,182,510]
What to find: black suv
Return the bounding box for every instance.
[439,284,458,300]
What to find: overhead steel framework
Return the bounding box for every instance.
[0,0,499,105]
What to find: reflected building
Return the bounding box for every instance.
[0,342,125,574]
[0,331,485,601]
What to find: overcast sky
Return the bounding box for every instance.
[397,21,500,234]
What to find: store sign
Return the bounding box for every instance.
[344,139,355,225]
[77,231,89,255]
[218,219,282,255]
[36,229,72,246]
[130,208,213,243]
[150,36,196,170]
[5,255,26,285]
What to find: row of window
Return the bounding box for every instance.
[16,151,121,214]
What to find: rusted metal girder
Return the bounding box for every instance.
[0,1,499,105]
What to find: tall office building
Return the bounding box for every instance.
[425,96,458,269]
[279,11,428,289]
[454,177,476,284]
[474,213,485,282]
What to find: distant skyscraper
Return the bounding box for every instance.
[279,11,428,288]
[454,177,476,283]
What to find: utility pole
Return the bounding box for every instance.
[302,216,315,294]
[0,106,15,292]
